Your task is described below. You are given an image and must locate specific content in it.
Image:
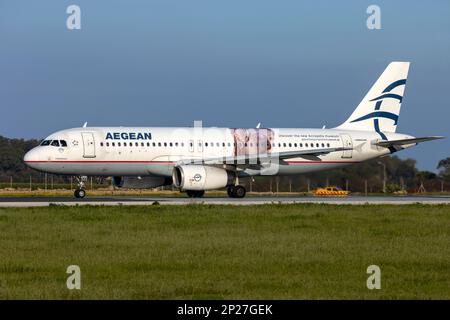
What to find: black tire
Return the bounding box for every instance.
[186,190,195,198]
[227,186,235,198]
[74,189,86,199]
[195,190,205,198]
[186,190,204,198]
[233,185,246,198]
[78,189,86,198]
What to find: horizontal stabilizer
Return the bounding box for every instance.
[375,136,444,147]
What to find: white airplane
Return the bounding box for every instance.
[24,62,443,199]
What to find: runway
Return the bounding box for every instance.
[1,195,450,207]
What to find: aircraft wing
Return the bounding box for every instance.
[375,136,444,147]
[177,146,350,166]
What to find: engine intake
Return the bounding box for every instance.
[172,165,233,191]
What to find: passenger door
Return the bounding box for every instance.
[340,134,353,158]
[81,132,96,158]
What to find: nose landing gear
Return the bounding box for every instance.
[74,188,86,199]
[74,176,87,199]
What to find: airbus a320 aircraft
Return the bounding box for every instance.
[24,62,443,198]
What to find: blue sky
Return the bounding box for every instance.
[1,0,449,171]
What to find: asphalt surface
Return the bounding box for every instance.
[1,195,450,206]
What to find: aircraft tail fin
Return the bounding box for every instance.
[336,62,410,137]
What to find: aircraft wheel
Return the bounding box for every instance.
[227,186,235,198]
[232,185,246,198]
[195,190,205,198]
[186,190,195,198]
[74,189,86,199]
[186,190,204,198]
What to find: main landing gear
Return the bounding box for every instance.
[185,187,246,198]
[227,185,246,198]
[186,190,205,198]
[74,176,87,199]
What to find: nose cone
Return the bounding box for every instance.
[23,148,41,169]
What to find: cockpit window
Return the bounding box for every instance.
[51,140,60,147]
[60,140,67,147]
[40,140,51,146]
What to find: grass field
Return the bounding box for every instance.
[0,204,449,299]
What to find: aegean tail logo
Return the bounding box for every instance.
[350,79,406,139]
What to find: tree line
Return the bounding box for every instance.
[0,135,449,192]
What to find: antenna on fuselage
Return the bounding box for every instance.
[82,122,88,128]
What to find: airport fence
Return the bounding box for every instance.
[0,175,108,191]
[1,175,449,194]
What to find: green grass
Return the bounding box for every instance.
[0,204,449,299]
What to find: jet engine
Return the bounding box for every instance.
[112,176,172,189]
[172,165,233,190]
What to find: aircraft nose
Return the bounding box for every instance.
[23,148,41,169]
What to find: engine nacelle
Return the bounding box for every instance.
[112,176,172,189]
[172,165,233,191]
